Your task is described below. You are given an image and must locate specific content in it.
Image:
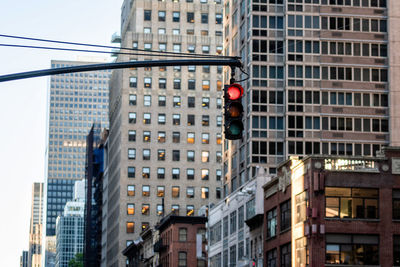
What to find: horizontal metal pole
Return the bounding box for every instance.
[0,59,242,82]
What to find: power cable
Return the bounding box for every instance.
[0,33,237,59]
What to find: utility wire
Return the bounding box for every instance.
[0,33,238,59]
[0,43,229,59]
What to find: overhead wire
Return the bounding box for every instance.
[0,33,238,59]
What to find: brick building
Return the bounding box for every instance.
[264,147,400,266]
[156,215,207,267]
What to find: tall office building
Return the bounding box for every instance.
[223,0,392,194]
[104,0,224,265]
[55,181,86,267]
[20,251,28,267]
[45,59,110,236]
[28,182,44,267]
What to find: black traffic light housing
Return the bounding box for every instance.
[224,83,244,140]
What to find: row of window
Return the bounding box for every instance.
[128,112,222,127]
[140,27,223,37]
[129,76,221,91]
[266,243,291,267]
[266,200,291,239]
[321,16,386,32]
[126,185,217,202]
[143,9,222,24]
[129,94,222,109]
[128,130,222,145]
[252,0,387,7]
[287,142,382,157]
[127,166,222,180]
[127,148,221,163]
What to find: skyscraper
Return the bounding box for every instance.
[28,182,44,267]
[45,60,110,236]
[223,0,391,194]
[104,0,224,265]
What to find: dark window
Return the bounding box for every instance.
[394,235,400,266]
[267,248,277,267]
[280,243,291,267]
[394,190,400,220]
[173,150,180,161]
[280,200,291,231]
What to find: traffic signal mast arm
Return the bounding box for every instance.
[0,58,242,82]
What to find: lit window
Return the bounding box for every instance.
[158,149,165,161]
[187,12,194,23]
[202,97,210,108]
[202,133,210,144]
[202,80,210,90]
[201,187,209,199]
[127,185,135,196]
[202,151,210,162]
[144,77,152,88]
[142,222,149,232]
[172,186,180,198]
[157,186,165,197]
[143,131,151,142]
[158,131,166,143]
[201,169,209,180]
[187,205,194,216]
[216,133,222,144]
[202,115,209,126]
[172,205,180,215]
[143,113,151,124]
[173,114,181,125]
[127,204,135,215]
[173,96,181,107]
[128,149,136,159]
[187,132,195,144]
[157,205,164,216]
[142,204,150,215]
[142,167,150,179]
[126,222,134,233]
[142,185,150,197]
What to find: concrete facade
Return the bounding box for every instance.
[264,147,400,266]
[28,182,44,267]
[105,1,224,266]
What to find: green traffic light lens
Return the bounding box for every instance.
[228,121,244,135]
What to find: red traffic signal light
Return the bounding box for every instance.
[224,83,244,140]
[226,83,244,100]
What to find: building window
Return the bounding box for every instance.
[172,132,180,143]
[202,115,209,126]
[142,167,150,179]
[394,190,400,220]
[173,150,180,161]
[128,130,136,142]
[325,234,379,265]
[201,151,209,162]
[158,131,166,143]
[201,187,209,199]
[216,151,222,163]
[202,97,210,108]
[157,205,163,216]
[187,132,195,144]
[172,186,180,198]
[229,245,237,266]
[187,150,195,162]
[173,114,181,125]
[230,211,237,235]
[172,168,180,179]
[128,167,135,178]
[142,204,150,215]
[144,10,151,21]
[187,114,195,126]
[129,77,137,88]
[281,243,291,267]
[202,133,209,144]
[173,96,181,107]
[187,169,195,180]
[159,43,166,52]
[129,112,136,124]
[159,78,166,89]
[267,248,277,267]
[188,96,195,107]
[281,200,291,232]
[143,113,151,124]
[127,204,135,215]
[325,187,379,219]
[173,44,181,52]
[187,12,194,23]
[127,185,135,196]
[174,79,181,89]
[216,13,222,24]
[142,149,150,160]
[128,149,136,160]
[202,80,210,90]
[172,205,180,215]
[178,251,187,267]
[142,222,149,232]
[201,169,209,180]
[158,149,165,161]
[157,186,165,197]
[158,11,166,21]
[126,222,134,233]
[267,208,277,238]
[129,94,137,105]
[202,45,210,54]
[142,185,150,197]
[144,77,152,88]
[157,168,165,179]
[394,235,400,266]
[158,113,166,124]
[173,11,180,22]
[143,95,151,106]
[188,79,196,89]
[187,187,194,198]
[216,169,222,181]
[187,205,194,216]
[143,131,151,142]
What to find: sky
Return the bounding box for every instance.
[0,0,123,265]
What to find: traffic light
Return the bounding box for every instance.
[224,83,244,140]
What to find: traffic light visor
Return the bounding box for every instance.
[226,83,244,100]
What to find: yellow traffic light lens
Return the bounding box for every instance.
[227,102,243,118]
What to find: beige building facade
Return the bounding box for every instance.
[104,0,224,266]
[223,0,392,197]
[28,182,43,267]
